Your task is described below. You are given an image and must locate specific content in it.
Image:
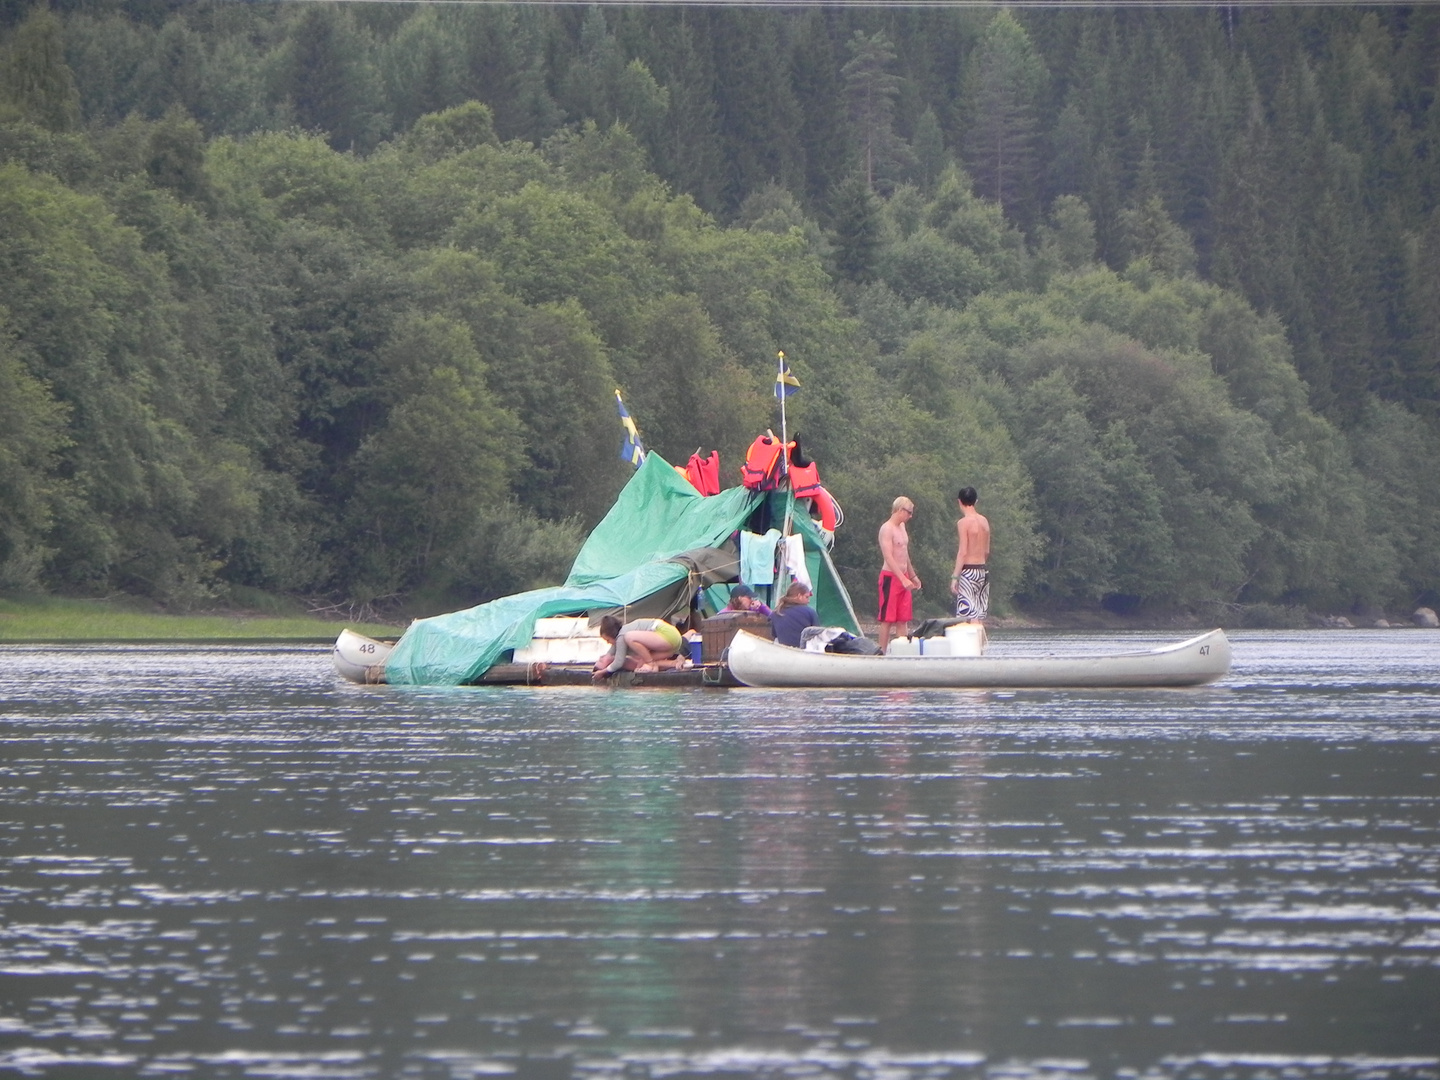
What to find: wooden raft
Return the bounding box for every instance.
[473,662,741,688]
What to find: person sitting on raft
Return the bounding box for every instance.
[592,616,686,680]
[769,582,819,648]
[724,583,772,615]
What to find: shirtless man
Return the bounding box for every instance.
[877,496,921,652]
[951,487,991,624]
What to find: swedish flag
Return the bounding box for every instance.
[616,390,645,467]
[775,351,800,399]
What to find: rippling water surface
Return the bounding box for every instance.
[0,630,1436,1079]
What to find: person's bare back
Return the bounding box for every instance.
[951,487,991,624]
[956,511,989,569]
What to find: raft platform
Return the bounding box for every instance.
[334,629,745,687]
[479,662,742,688]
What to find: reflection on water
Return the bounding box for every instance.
[0,631,1436,1078]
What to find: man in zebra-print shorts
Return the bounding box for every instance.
[951,487,991,622]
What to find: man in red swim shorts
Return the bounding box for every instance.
[877,496,921,653]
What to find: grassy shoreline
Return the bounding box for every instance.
[7,593,1413,644]
[0,596,403,643]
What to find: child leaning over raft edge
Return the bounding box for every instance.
[592,616,686,680]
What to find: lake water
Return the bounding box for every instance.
[0,630,1436,1079]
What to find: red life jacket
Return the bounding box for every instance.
[685,451,721,496]
[788,459,822,499]
[785,442,840,531]
[741,435,791,491]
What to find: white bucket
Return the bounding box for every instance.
[886,637,922,656]
[944,623,987,656]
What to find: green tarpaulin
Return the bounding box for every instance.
[384,453,860,685]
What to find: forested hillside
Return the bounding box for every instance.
[1,2,1437,621]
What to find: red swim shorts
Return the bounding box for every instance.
[877,570,913,623]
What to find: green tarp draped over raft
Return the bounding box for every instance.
[383,452,860,685]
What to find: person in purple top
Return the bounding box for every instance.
[725,583,772,616]
[769,582,819,647]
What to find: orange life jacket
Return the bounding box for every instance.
[785,442,840,531]
[741,435,792,491]
[788,459,822,499]
[685,451,721,496]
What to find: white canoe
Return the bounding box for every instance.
[726,628,1231,689]
[333,629,394,684]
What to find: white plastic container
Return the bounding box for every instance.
[944,623,987,656]
[530,616,592,638]
[887,625,986,657]
[513,617,610,664]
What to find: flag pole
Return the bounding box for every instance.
[777,351,789,485]
[777,352,794,600]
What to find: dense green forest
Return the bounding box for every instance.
[2,2,1438,622]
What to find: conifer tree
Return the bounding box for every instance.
[841,29,909,194]
[1115,145,1196,276]
[1046,101,1090,203]
[708,7,803,214]
[648,11,724,214]
[829,171,880,284]
[1211,64,1321,406]
[790,11,850,209]
[1183,42,1246,272]
[961,11,1046,225]
[456,4,562,143]
[145,18,206,123]
[1050,17,1124,256]
[1,7,79,131]
[1035,195,1098,275]
[557,8,621,126]
[910,106,948,194]
[288,5,386,151]
[381,9,464,131]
